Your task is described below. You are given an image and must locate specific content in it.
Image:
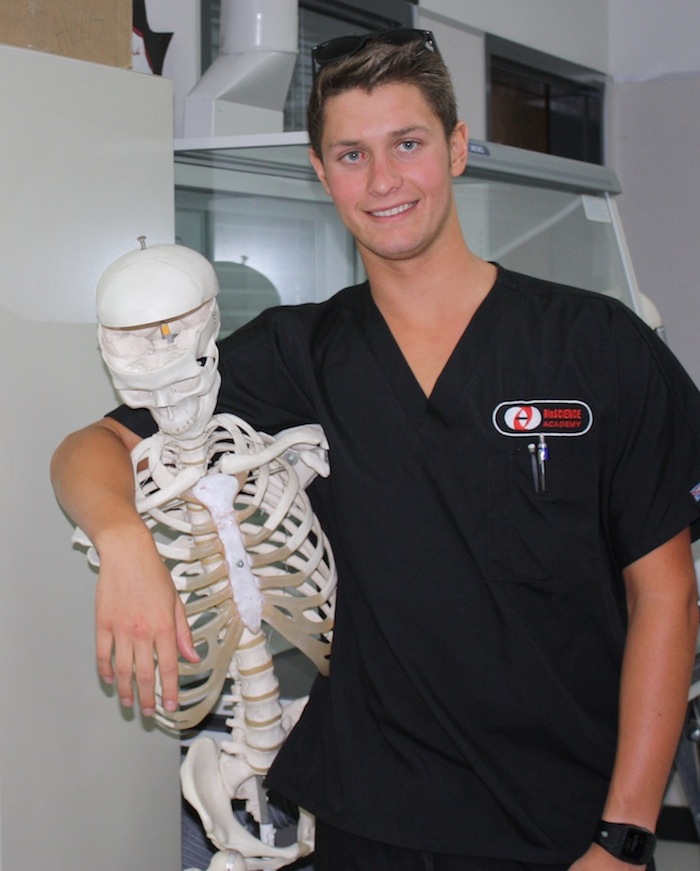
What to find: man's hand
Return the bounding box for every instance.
[94,524,199,717]
[51,417,199,717]
[569,842,652,870]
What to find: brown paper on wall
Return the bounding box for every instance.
[0,0,132,68]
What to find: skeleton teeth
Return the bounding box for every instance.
[371,202,415,218]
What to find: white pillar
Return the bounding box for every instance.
[0,44,179,871]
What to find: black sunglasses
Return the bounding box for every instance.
[311,28,439,78]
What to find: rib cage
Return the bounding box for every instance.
[128,413,335,731]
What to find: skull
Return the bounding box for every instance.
[96,243,221,440]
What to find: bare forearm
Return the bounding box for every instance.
[569,530,698,870]
[51,416,197,713]
[604,578,697,826]
[50,418,143,546]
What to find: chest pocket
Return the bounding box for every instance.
[486,440,599,585]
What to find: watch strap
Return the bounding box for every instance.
[594,820,657,865]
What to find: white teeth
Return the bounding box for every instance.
[371,202,415,217]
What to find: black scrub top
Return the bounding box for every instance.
[110,267,700,863]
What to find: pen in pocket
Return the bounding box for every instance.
[537,434,548,492]
[528,442,539,493]
[528,436,549,493]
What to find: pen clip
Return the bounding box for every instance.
[537,434,548,493]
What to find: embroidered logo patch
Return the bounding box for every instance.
[691,482,700,503]
[493,400,593,437]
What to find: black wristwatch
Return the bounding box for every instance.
[593,820,657,865]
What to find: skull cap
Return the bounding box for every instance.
[96,243,219,328]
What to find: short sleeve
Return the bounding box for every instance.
[106,403,157,438]
[215,306,318,432]
[607,308,700,566]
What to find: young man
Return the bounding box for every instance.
[52,30,700,870]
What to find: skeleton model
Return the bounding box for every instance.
[74,241,336,871]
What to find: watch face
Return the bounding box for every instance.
[623,828,651,860]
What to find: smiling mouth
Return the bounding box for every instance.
[370,201,417,218]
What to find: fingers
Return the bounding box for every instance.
[95,571,187,718]
[97,627,181,717]
[132,634,158,717]
[95,622,116,687]
[175,597,200,664]
[152,600,200,716]
[107,617,159,714]
[156,623,182,715]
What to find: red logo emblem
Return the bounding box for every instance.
[503,405,542,431]
[493,400,592,436]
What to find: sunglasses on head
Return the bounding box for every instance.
[311,28,439,78]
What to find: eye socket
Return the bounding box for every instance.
[117,388,151,406]
[172,376,201,394]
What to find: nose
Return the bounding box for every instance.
[151,388,174,410]
[368,153,401,197]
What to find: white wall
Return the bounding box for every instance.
[417,9,486,139]
[0,45,180,871]
[419,0,610,73]
[608,0,700,79]
[607,0,700,385]
[416,0,700,386]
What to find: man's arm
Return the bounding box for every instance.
[50,417,198,717]
[570,527,699,869]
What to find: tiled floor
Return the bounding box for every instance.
[656,838,700,869]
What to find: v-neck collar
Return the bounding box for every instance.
[357,267,510,427]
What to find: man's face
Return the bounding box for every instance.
[309,82,467,267]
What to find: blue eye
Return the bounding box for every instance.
[342,150,363,163]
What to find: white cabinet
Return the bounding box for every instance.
[0,45,178,871]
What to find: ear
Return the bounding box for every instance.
[309,148,332,195]
[449,121,469,178]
